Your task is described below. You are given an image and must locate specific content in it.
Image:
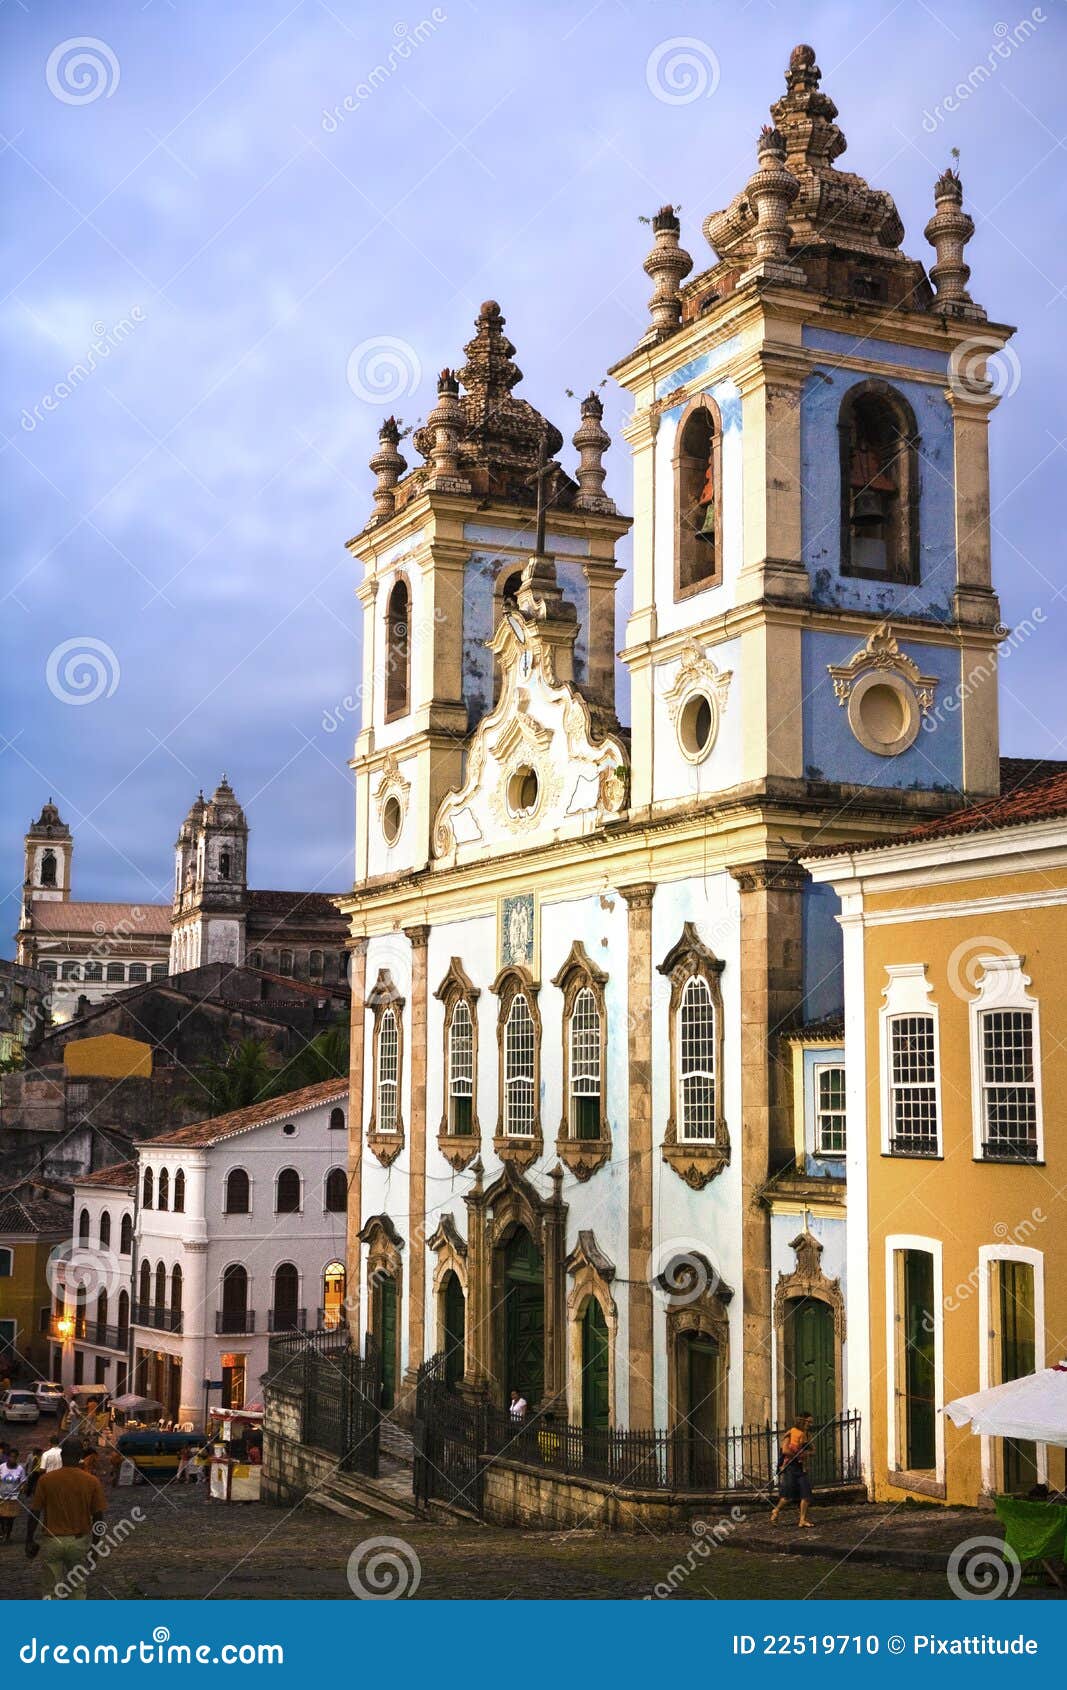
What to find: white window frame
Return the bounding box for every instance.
[503,992,536,1137]
[677,974,717,1144]
[812,1060,847,1157]
[568,985,602,1135]
[377,1007,400,1134]
[977,1243,1046,1494]
[878,964,941,1157]
[884,1233,945,1490]
[448,998,475,1134]
[968,955,1044,1163]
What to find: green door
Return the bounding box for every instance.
[581,1300,610,1431]
[680,1332,720,1487]
[379,1277,398,1410]
[786,1297,836,1483]
[443,1271,466,1391]
[903,1250,936,1471]
[999,1261,1038,1493]
[503,1229,544,1408]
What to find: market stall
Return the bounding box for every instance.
[206,1406,264,1503]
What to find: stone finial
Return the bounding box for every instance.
[785,42,821,92]
[423,368,471,492]
[924,167,984,318]
[369,417,406,521]
[746,127,799,266]
[571,391,616,513]
[642,206,693,338]
[459,299,522,407]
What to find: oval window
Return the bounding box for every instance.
[679,692,716,761]
[507,765,540,816]
[382,795,403,844]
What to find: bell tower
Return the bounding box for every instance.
[169,777,249,972]
[22,800,72,905]
[612,44,1012,818]
[347,301,631,887]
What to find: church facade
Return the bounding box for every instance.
[339,47,1012,1443]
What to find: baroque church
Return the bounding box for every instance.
[334,43,1011,1442]
[16,779,348,1023]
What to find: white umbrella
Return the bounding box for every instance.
[944,1364,1067,1446]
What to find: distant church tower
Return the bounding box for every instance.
[169,777,249,972]
[22,800,73,906]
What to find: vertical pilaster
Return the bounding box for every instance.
[620,881,656,1429]
[403,924,430,1388]
[345,938,368,1343]
[728,859,806,1424]
[949,391,1001,627]
[543,1163,568,1405]
[462,1160,489,1391]
[735,347,810,605]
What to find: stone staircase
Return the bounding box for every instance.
[379,1417,415,1465]
[307,1463,419,1524]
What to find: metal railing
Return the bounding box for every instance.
[132,1302,183,1333]
[78,1322,129,1351]
[216,1310,255,1334]
[267,1308,307,1332]
[888,1132,940,1158]
[264,1329,381,1479]
[981,1137,1039,1163]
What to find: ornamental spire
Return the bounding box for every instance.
[642,206,692,338]
[924,166,984,319]
[368,417,406,522]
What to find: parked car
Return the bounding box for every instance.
[1,1389,40,1423]
[34,1381,65,1416]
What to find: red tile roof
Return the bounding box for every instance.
[76,1161,137,1191]
[25,900,172,936]
[807,765,1067,859]
[140,1078,348,1149]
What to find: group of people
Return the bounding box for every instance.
[0,1436,108,1597]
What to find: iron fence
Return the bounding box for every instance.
[264,1328,381,1479]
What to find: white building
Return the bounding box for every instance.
[57,1163,137,1396]
[130,1080,350,1423]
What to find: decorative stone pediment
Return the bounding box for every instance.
[565,1229,616,1283]
[827,623,938,710]
[426,1213,467,1259]
[662,641,733,724]
[432,594,628,864]
[828,623,938,759]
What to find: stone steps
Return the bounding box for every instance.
[379,1419,415,1464]
[309,1464,419,1523]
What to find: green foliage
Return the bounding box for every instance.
[185,1021,349,1118]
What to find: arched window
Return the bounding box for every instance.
[117,1288,129,1338]
[839,381,918,582]
[249,951,262,971]
[324,1168,347,1213]
[61,961,79,980]
[96,1288,108,1340]
[173,1169,185,1213]
[674,400,723,597]
[84,961,103,982]
[376,1009,399,1133]
[329,1106,345,1132]
[504,993,536,1136]
[272,1262,300,1330]
[150,963,167,980]
[219,849,231,879]
[153,1261,167,1320]
[106,963,125,982]
[99,1210,111,1250]
[128,963,147,983]
[119,1213,132,1255]
[568,987,602,1141]
[170,1263,182,1312]
[309,949,324,979]
[279,950,294,978]
[322,1261,346,1331]
[138,1259,151,1311]
[275,1168,301,1214]
[678,977,716,1141]
[448,1000,475,1135]
[142,1167,153,1209]
[40,850,57,887]
[384,577,410,720]
[40,959,58,979]
[78,1207,90,1245]
[224,1168,250,1215]
[220,1264,248,1333]
[157,1168,169,1211]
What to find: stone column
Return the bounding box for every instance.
[948,390,1001,627]
[543,1164,568,1406]
[345,938,368,1344]
[620,882,656,1429]
[461,1160,490,1393]
[734,347,810,606]
[728,859,806,1425]
[402,924,430,1395]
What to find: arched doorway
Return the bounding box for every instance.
[580,1300,609,1431]
[676,1330,721,1487]
[375,1276,399,1409]
[783,1295,837,1484]
[442,1271,465,1391]
[502,1227,544,1408]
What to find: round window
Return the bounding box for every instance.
[678,692,716,761]
[282,1122,296,1137]
[507,765,540,816]
[382,795,403,844]
[847,671,920,756]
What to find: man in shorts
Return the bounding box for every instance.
[770,1411,815,1528]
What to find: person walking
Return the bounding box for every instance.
[39,1436,63,1476]
[24,1441,107,1599]
[0,1448,27,1543]
[770,1411,816,1528]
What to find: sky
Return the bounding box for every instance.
[2,0,1065,946]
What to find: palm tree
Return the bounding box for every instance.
[186,1037,276,1117]
[265,1021,349,1097]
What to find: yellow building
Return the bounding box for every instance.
[807,764,1067,1505]
[0,1188,72,1380]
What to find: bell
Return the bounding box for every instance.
[699,502,717,539]
[850,488,886,536]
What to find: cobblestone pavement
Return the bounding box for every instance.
[0,1478,985,1603]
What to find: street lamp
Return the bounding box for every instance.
[55,1315,74,1340]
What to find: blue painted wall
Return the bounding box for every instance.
[800,1044,847,1181]
[800,358,956,622]
[801,628,963,790]
[802,880,843,1022]
[460,544,589,731]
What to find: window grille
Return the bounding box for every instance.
[980,1009,1038,1160]
[889,1014,939,1154]
[679,976,716,1141]
[448,1001,474,1134]
[378,1009,399,1132]
[504,993,535,1136]
[569,986,601,1141]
